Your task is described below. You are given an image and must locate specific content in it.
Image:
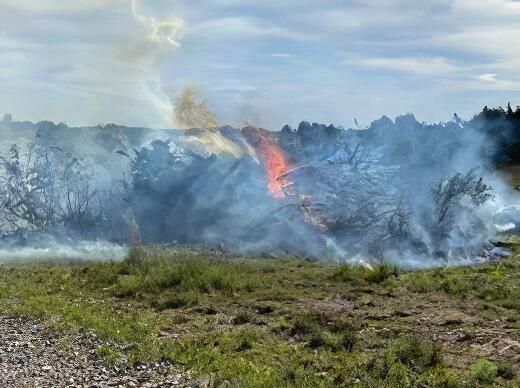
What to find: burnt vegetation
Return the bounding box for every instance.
[0,105,517,263]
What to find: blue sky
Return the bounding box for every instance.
[1,0,520,129]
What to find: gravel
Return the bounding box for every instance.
[0,315,196,387]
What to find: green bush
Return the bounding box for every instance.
[496,362,515,380]
[125,245,148,266]
[365,263,400,284]
[333,262,399,284]
[289,313,320,337]
[308,331,326,349]
[419,367,460,388]
[339,328,357,352]
[333,263,361,282]
[232,310,252,325]
[387,362,412,388]
[385,336,442,372]
[471,359,498,383]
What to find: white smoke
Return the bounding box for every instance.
[0,240,127,263]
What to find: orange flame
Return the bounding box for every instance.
[242,127,291,198]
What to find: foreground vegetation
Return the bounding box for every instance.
[0,244,519,387]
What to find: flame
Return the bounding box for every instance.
[241,127,291,198]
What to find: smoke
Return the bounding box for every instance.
[174,86,218,129]
[0,239,127,263]
[115,0,184,126]
[1,108,519,268]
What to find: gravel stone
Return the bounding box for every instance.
[0,315,197,387]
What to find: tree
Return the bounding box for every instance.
[0,144,119,236]
[0,145,59,231]
[432,169,493,225]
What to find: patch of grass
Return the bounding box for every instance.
[339,328,357,352]
[232,310,252,325]
[96,344,121,364]
[0,244,519,387]
[384,336,443,372]
[365,263,400,284]
[288,312,321,337]
[333,262,399,284]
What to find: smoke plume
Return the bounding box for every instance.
[174,86,219,129]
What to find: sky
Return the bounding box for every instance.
[1,0,520,130]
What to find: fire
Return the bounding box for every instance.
[241,126,291,198]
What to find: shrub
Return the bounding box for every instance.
[365,263,399,284]
[125,245,148,266]
[496,362,515,380]
[308,331,326,349]
[332,264,360,282]
[471,359,498,383]
[418,367,460,388]
[385,336,442,372]
[232,310,252,325]
[387,362,412,388]
[340,329,357,352]
[289,313,320,337]
[235,330,257,352]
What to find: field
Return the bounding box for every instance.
[0,244,519,387]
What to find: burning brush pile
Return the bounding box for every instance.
[0,112,518,266]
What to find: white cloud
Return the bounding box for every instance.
[187,16,315,41]
[0,0,127,13]
[272,53,293,58]
[479,73,497,82]
[345,56,461,76]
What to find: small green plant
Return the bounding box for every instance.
[232,310,252,325]
[235,330,257,352]
[96,344,120,364]
[125,245,148,266]
[470,359,498,383]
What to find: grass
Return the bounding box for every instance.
[0,243,519,387]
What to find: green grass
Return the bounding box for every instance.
[0,244,519,387]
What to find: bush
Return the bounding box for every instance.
[289,313,320,337]
[340,329,357,352]
[365,263,399,284]
[235,330,257,352]
[125,245,148,266]
[496,362,515,380]
[471,359,498,383]
[333,263,399,284]
[308,331,326,349]
[387,362,412,388]
[333,264,360,282]
[385,336,442,372]
[419,367,460,388]
[232,310,252,325]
